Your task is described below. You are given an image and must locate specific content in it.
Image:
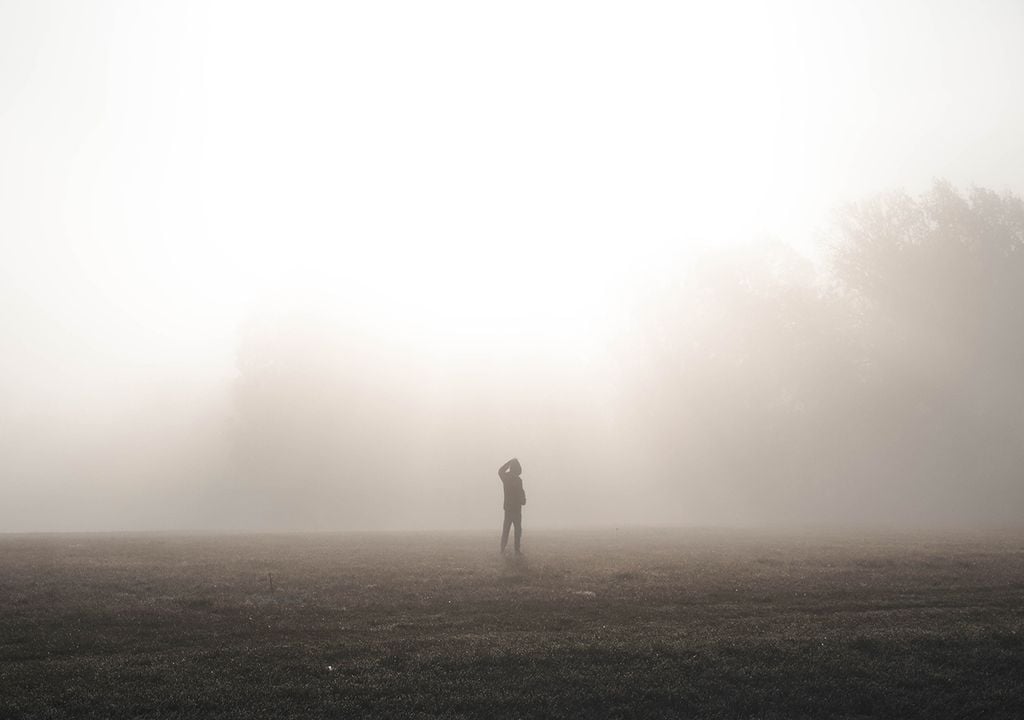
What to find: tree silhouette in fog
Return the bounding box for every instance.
[222,182,1024,529]
[829,182,1024,520]
[834,181,1024,388]
[227,316,425,528]
[224,313,598,529]
[627,182,1024,525]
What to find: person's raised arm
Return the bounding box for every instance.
[498,458,515,481]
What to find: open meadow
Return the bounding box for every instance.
[1,528,1022,719]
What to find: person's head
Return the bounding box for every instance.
[510,458,522,476]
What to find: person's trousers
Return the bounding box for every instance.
[501,509,522,552]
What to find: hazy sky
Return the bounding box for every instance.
[2,2,1024,530]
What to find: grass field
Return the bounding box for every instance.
[1,528,1022,719]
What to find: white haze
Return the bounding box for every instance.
[2,1,1024,531]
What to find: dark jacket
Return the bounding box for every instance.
[500,475,526,512]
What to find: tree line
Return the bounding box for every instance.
[229,182,1024,527]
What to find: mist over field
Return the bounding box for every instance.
[3,1,1024,532]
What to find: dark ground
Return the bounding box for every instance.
[1,528,1022,719]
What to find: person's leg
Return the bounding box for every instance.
[513,513,522,553]
[501,512,512,552]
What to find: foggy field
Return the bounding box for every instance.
[5,4,1024,717]
[2,530,1022,719]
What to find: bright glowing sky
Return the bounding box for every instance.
[2,0,1024,413]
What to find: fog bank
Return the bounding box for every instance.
[3,3,1024,530]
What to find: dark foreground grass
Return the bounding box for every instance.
[1,528,1022,719]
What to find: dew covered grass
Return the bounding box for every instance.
[1,528,1022,718]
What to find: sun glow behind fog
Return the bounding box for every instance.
[4,0,1023,399]
[167,1,838,362]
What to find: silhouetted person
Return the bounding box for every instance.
[497,457,526,554]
